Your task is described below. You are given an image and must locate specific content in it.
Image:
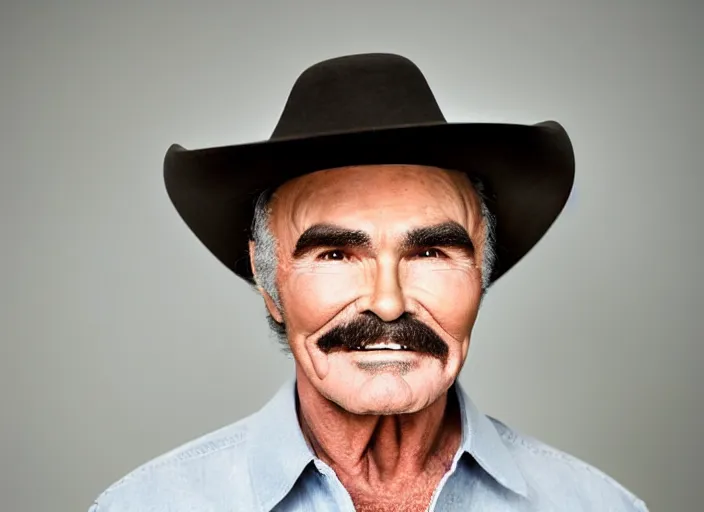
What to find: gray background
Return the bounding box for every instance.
[2,1,702,511]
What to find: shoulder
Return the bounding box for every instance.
[488,416,650,511]
[89,413,259,512]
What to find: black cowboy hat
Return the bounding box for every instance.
[164,53,574,285]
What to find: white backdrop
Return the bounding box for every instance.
[2,1,702,511]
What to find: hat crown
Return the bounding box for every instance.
[270,53,446,139]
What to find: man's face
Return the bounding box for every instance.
[262,165,486,415]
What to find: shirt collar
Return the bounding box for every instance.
[248,378,527,510]
[247,379,315,512]
[454,381,528,497]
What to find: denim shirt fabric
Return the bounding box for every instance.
[90,379,649,511]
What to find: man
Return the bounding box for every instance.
[90,53,649,511]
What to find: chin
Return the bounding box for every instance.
[328,370,449,416]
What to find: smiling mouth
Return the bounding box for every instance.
[349,342,412,351]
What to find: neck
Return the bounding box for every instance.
[295,370,462,488]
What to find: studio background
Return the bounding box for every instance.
[2,1,702,511]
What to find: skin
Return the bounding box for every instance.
[248,164,487,511]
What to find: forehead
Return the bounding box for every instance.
[269,164,481,236]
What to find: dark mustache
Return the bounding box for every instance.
[316,312,449,361]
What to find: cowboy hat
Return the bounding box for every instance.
[164,53,574,285]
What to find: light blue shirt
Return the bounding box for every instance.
[90,379,649,511]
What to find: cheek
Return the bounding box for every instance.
[283,265,365,334]
[403,264,480,339]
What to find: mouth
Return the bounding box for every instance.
[348,342,413,351]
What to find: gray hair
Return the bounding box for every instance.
[250,175,497,344]
[251,190,282,309]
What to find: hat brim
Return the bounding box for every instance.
[164,121,574,285]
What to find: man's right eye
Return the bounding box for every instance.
[318,249,346,261]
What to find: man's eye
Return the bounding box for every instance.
[417,248,445,258]
[318,249,346,261]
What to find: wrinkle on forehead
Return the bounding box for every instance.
[269,164,484,250]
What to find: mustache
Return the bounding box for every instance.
[316,312,449,361]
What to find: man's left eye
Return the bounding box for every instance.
[417,248,444,258]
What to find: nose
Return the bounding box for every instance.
[364,255,406,322]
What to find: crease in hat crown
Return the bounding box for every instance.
[270,53,447,140]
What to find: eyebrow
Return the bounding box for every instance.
[292,221,474,258]
[293,224,372,257]
[401,221,475,254]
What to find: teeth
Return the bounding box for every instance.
[361,342,405,350]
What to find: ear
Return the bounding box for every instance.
[248,239,284,323]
